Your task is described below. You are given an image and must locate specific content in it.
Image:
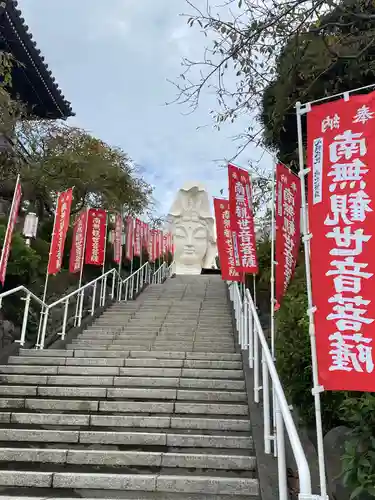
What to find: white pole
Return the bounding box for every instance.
[270,163,276,359]
[100,211,109,307]
[74,207,89,326]
[118,219,124,301]
[36,191,60,347]
[296,101,327,499]
[0,174,20,276]
[270,161,277,456]
[253,274,256,309]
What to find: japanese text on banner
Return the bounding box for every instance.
[213,198,242,282]
[275,164,301,305]
[228,164,258,274]
[125,216,134,261]
[134,219,142,257]
[48,188,73,275]
[307,90,375,391]
[85,209,107,266]
[0,180,22,286]
[114,214,122,264]
[69,209,88,274]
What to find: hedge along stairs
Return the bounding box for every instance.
[0,275,259,499]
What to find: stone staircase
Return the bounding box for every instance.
[0,275,259,499]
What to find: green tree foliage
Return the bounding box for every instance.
[260,0,375,166]
[0,121,152,219]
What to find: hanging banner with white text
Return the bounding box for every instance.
[275,163,301,306]
[228,164,258,274]
[214,198,242,282]
[307,89,375,391]
[69,209,88,274]
[48,188,73,275]
[85,208,107,266]
[113,214,122,264]
[0,177,22,286]
[134,219,142,257]
[125,216,134,261]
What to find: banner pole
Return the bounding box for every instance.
[0,174,20,282]
[270,162,276,359]
[270,161,277,456]
[118,215,124,301]
[296,101,327,499]
[100,211,109,307]
[36,192,60,347]
[74,207,89,326]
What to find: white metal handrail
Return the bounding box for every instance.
[229,281,315,500]
[153,262,167,284]
[37,262,153,350]
[118,261,152,301]
[0,286,47,347]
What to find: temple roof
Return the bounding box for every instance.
[0,0,74,119]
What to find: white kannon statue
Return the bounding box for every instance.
[168,182,217,275]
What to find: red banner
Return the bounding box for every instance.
[69,209,88,274]
[148,229,153,262]
[134,219,142,257]
[163,233,168,255]
[142,222,148,250]
[85,208,107,266]
[307,90,375,391]
[275,164,301,306]
[214,198,242,281]
[228,164,258,274]
[149,230,155,262]
[0,178,22,286]
[125,216,134,261]
[48,188,73,275]
[114,214,122,264]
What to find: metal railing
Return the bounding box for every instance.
[0,262,156,352]
[0,286,47,347]
[36,262,153,350]
[152,261,175,284]
[229,281,316,500]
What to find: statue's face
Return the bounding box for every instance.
[174,219,208,267]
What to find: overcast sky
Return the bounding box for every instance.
[18,0,271,216]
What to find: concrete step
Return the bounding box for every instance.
[58,350,241,361]
[1,279,259,499]
[0,447,256,470]
[6,413,250,431]
[0,384,246,401]
[0,471,259,495]
[0,429,252,448]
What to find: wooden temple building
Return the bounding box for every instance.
[0,0,74,213]
[0,0,73,119]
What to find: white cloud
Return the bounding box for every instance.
[18,0,271,216]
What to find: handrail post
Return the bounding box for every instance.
[253,319,260,404]
[275,395,288,500]
[111,270,116,300]
[18,292,31,347]
[39,306,50,350]
[262,349,272,455]
[61,298,69,339]
[248,305,254,369]
[78,290,85,327]
[125,280,129,301]
[102,274,108,306]
[91,282,97,315]
[118,276,123,301]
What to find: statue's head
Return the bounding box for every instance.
[168,182,217,272]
